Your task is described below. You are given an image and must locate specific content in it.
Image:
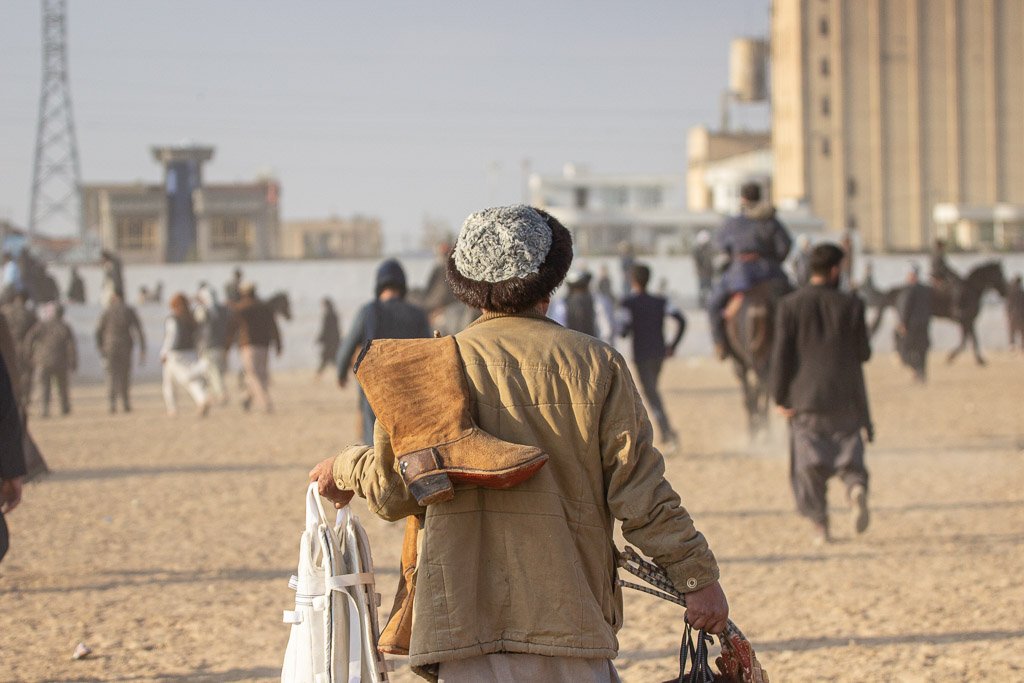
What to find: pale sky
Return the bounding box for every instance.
[0,0,770,250]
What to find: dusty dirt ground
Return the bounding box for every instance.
[1,351,1023,682]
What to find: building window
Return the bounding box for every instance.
[820,57,830,77]
[847,178,857,197]
[115,216,156,250]
[821,137,831,157]
[847,215,857,230]
[821,96,831,116]
[210,217,251,249]
[819,17,829,36]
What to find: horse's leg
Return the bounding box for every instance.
[947,323,967,364]
[970,322,986,366]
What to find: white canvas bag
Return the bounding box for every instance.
[281,484,389,683]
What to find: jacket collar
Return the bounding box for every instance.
[467,309,560,329]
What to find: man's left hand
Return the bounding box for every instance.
[309,457,354,510]
[684,579,730,634]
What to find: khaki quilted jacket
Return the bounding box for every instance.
[333,311,719,667]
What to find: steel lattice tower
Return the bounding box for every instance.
[28,0,82,240]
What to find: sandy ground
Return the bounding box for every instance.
[1,351,1023,682]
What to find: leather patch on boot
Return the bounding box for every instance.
[398,448,444,483]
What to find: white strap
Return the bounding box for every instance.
[282,610,302,624]
[288,575,299,590]
[325,572,374,590]
[341,589,362,683]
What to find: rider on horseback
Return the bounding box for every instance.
[930,239,963,318]
[707,182,793,360]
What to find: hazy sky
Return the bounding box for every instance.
[1,1,770,249]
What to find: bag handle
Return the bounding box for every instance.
[307,482,349,531]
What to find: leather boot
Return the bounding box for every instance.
[378,515,421,655]
[355,336,548,505]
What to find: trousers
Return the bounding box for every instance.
[162,350,209,414]
[240,345,273,413]
[106,349,133,411]
[789,412,869,526]
[35,366,70,416]
[438,653,620,682]
[634,357,673,439]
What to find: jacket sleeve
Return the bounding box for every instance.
[131,309,147,356]
[771,219,793,262]
[331,421,425,522]
[853,297,871,362]
[668,307,686,353]
[769,301,796,407]
[336,305,367,378]
[600,351,719,594]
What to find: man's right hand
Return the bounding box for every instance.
[309,457,354,510]
[684,579,729,634]
[0,477,24,514]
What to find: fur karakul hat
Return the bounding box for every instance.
[446,205,573,314]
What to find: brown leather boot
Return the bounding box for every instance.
[378,515,421,655]
[355,336,549,505]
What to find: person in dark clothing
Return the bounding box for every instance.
[337,259,431,443]
[692,230,716,308]
[316,298,342,377]
[25,304,77,417]
[1007,275,1024,352]
[227,283,282,413]
[195,284,230,404]
[100,250,124,305]
[563,270,597,337]
[0,344,26,564]
[707,182,793,359]
[95,289,146,413]
[770,243,873,544]
[896,266,932,383]
[929,239,962,317]
[66,266,86,304]
[619,263,686,450]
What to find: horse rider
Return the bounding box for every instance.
[930,239,962,317]
[707,182,794,360]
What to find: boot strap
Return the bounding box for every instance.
[399,448,444,482]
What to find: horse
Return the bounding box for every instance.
[266,291,292,321]
[867,260,1007,365]
[724,280,786,439]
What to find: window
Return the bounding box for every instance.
[115,216,156,250]
[847,215,857,230]
[210,217,251,249]
[820,58,830,77]
[819,17,829,36]
[847,178,858,197]
[821,137,831,157]
[821,96,831,116]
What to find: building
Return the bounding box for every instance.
[687,126,772,214]
[529,165,717,255]
[771,0,1024,251]
[81,145,281,263]
[280,215,383,259]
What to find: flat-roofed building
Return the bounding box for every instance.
[280,215,383,259]
[771,0,1024,251]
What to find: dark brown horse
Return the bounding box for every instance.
[863,260,1007,365]
[724,280,787,438]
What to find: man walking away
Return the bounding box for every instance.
[563,270,598,337]
[707,182,793,360]
[336,259,431,444]
[196,284,231,404]
[770,243,873,545]
[95,289,146,414]
[620,263,686,450]
[0,342,25,564]
[25,304,77,418]
[896,266,932,383]
[228,283,281,413]
[315,298,341,378]
[67,266,86,304]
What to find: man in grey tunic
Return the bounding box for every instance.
[770,243,873,544]
[95,289,147,413]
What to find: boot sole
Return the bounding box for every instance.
[447,455,549,489]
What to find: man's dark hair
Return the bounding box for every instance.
[809,243,845,276]
[446,208,573,314]
[740,182,762,203]
[631,263,651,290]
